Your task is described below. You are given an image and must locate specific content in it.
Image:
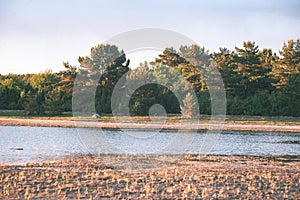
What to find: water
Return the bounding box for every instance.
[0,126,299,164]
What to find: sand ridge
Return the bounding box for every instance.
[0,118,300,132]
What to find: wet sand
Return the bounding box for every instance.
[0,155,299,199]
[0,117,300,132]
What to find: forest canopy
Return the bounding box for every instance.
[0,39,299,117]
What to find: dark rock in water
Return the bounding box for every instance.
[276,141,300,144]
[9,147,24,150]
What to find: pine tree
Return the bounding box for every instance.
[24,90,44,115]
[43,87,64,115]
[180,92,198,118]
[78,44,130,114]
[234,41,275,97]
[211,48,243,95]
[280,39,300,74]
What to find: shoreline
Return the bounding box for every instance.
[1,155,299,199]
[0,117,300,132]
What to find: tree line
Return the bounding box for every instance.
[0,39,299,116]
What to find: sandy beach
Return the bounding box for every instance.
[0,155,299,199]
[0,117,300,132]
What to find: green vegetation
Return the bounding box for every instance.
[0,40,299,117]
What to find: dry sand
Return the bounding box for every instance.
[0,155,299,199]
[0,117,300,132]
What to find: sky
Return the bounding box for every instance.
[0,0,300,75]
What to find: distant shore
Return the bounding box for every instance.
[0,117,300,132]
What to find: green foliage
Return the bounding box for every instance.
[43,87,65,115]
[179,44,210,66]
[280,74,300,116]
[0,74,27,109]
[0,39,299,117]
[24,90,45,115]
[125,64,182,116]
[151,47,187,68]
[280,39,300,74]
[130,100,142,116]
[78,44,130,114]
[233,41,276,97]
[57,62,78,111]
[30,70,59,92]
[212,48,243,95]
[197,91,211,115]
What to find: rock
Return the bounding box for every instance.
[9,147,23,150]
[92,114,101,118]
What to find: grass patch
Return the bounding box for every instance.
[227,115,300,122]
[0,110,27,116]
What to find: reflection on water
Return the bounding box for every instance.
[0,126,299,164]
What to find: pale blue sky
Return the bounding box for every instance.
[0,0,299,74]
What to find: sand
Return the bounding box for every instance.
[0,155,299,199]
[0,117,300,132]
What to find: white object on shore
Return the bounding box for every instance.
[92,114,101,118]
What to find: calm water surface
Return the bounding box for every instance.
[0,126,299,164]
